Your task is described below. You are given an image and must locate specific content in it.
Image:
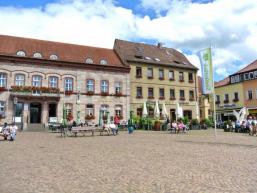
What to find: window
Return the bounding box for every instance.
[148,88,154,98]
[115,82,122,94]
[136,87,142,98]
[85,104,94,116]
[179,72,184,81]
[137,108,142,117]
[254,71,257,78]
[65,103,73,115]
[100,59,108,65]
[65,78,73,91]
[0,73,7,88]
[231,76,235,83]
[247,90,253,100]
[180,90,185,99]
[136,67,142,78]
[224,94,229,103]
[115,105,122,117]
[86,79,94,92]
[100,105,109,115]
[234,92,239,100]
[0,101,5,117]
[234,75,240,82]
[101,80,108,93]
[49,54,58,60]
[85,58,94,64]
[244,73,249,80]
[16,50,26,57]
[188,73,194,82]
[169,70,174,80]
[49,76,58,88]
[159,69,164,80]
[170,89,175,99]
[249,72,254,79]
[147,68,153,78]
[15,74,25,86]
[33,52,42,58]
[159,88,165,99]
[32,75,42,87]
[189,90,194,101]
[216,95,220,102]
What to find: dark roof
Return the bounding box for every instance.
[214,77,230,88]
[113,39,198,70]
[0,35,125,68]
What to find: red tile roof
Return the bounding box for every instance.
[214,77,230,88]
[235,59,257,74]
[0,35,125,68]
[114,39,198,70]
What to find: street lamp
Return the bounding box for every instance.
[13,96,18,125]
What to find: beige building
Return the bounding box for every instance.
[114,40,199,121]
[0,35,130,130]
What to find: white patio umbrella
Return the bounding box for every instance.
[142,101,148,118]
[154,100,160,119]
[195,102,199,120]
[162,102,168,118]
[176,102,183,121]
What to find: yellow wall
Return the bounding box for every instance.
[129,62,198,119]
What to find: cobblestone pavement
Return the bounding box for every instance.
[1,130,257,193]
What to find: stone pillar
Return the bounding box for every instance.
[23,103,29,130]
[42,102,48,124]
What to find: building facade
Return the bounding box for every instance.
[114,40,199,121]
[0,35,130,130]
[213,60,257,121]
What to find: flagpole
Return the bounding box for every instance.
[210,47,217,136]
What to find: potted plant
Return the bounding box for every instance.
[191,119,199,130]
[154,120,161,131]
[86,91,94,96]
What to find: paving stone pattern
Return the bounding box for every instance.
[0,130,257,193]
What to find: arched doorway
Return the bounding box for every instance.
[30,103,42,123]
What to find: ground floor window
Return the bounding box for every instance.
[65,103,73,121]
[183,110,192,120]
[85,104,94,116]
[115,105,122,117]
[137,108,142,117]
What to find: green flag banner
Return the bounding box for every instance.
[198,48,214,94]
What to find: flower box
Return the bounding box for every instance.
[136,96,143,99]
[215,101,220,104]
[189,80,194,83]
[180,97,185,101]
[189,98,195,101]
[148,76,154,79]
[169,78,175,81]
[170,97,176,100]
[148,96,154,99]
[65,91,73,95]
[159,97,165,100]
[233,98,239,102]
[101,92,109,96]
[114,92,123,97]
[136,75,142,78]
[85,114,95,120]
[159,77,164,80]
[223,100,229,104]
[179,79,184,82]
[86,91,94,96]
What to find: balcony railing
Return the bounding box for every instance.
[10,86,60,97]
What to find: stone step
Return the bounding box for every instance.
[25,124,46,132]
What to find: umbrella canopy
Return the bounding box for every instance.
[162,102,168,118]
[176,102,183,119]
[195,102,199,120]
[154,100,160,119]
[142,101,148,118]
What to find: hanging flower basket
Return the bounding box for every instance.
[85,114,95,120]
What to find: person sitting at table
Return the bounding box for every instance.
[103,123,111,135]
[109,122,118,136]
[177,121,186,133]
[2,122,10,140]
[8,123,18,141]
[171,121,178,133]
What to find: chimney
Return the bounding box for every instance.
[157,42,163,48]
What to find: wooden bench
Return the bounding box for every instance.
[70,126,96,137]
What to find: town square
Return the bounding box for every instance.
[1,0,257,192]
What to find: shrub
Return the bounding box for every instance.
[204,118,212,127]
[191,119,199,125]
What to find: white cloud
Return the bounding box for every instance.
[0,0,257,81]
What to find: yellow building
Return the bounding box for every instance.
[213,60,257,121]
[114,40,199,121]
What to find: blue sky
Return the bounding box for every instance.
[0,0,256,81]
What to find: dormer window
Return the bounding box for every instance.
[16,50,26,57]
[85,58,93,64]
[33,52,42,58]
[100,59,108,65]
[49,54,58,60]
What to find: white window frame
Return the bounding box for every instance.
[249,72,254,79]
[115,82,122,93]
[85,58,93,64]
[169,70,174,79]
[49,76,58,88]
[15,74,25,86]
[247,90,253,100]
[85,104,94,116]
[234,75,240,82]
[254,71,257,78]
[65,78,73,91]
[115,105,122,116]
[159,69,164,79]
[244,73,249,80]
[224,94,229,101]
[101,80,108,93]
[33,52,42,58]
[0,73,7,87]
[86,79,94,92]
[231,76,235,83]
[32,75,42,87]
[147,68,153,77]
[0,101,5,113]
